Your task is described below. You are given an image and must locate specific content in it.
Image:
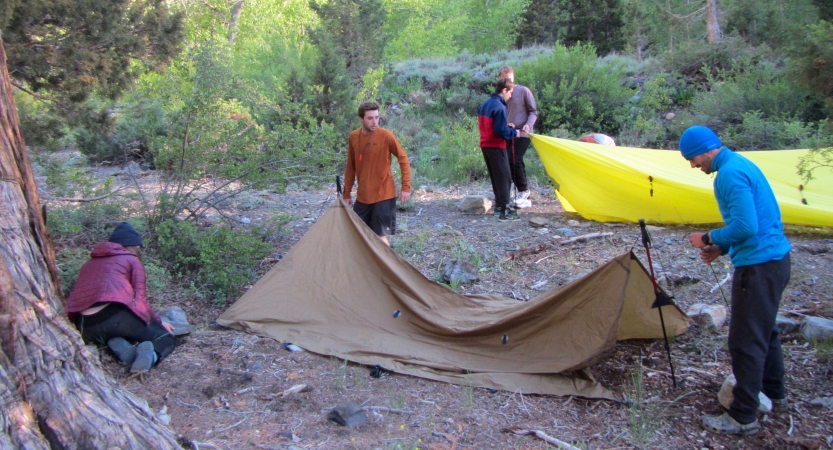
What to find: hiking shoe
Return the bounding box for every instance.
[130,341,156,373]
[499,209,521,221]
[515,190,531,202]
[700,412,760,436]
[108,337,136,365]
[514,198,532,209]
[771,398,789,412]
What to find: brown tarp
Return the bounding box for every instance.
[218,200,690,399]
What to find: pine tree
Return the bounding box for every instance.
[309,0,387,78]
[2,0,183,104]
[516,0,625,55]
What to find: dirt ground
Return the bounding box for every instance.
[79,179,832,449]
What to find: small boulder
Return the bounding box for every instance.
[718,374,772,413]
[460,195,492,215]
[554,227,576,237]
[328,402,367,427]
[665,112,676,121]
[567,220,580,227]
[775,315,801,335]
[160,307,192,336]
[442,259,479,285]
[686,303,727,330]
[810,397,833,409]
[528,216,550,228]
[800,316,833,341]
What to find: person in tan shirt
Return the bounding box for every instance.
[344,102,411,246]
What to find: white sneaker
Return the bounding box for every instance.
[515,190,531,202]
[515,198,532,209]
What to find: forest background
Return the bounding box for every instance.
[4,0,833,304]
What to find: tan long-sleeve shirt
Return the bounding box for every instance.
[344,128,411,204]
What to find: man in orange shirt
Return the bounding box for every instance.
[344,102,412,246]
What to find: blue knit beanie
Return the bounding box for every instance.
[679,126,723,159]
[109,222,143,248]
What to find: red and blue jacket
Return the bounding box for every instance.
[477,93,518,148]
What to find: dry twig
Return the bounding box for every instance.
[502,426,583,450]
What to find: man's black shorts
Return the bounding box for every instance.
[353,197,397,236]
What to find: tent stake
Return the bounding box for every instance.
[639,219,678,389]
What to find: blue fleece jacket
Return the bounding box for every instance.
[709,147,791,267]
[477,93,518,148]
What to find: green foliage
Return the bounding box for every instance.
[14,92,66,151]
[721,111,828,151]
[3,0,182,104]
[671,60,818,139]
[626,364,662,446]
[73,95,168,163]
[520,43,632,136]
[154,219,271,302]
[308,29,357,131]
[384,0,529,61]
[310,0,388,78]
[414,116,485,184]
[56,248,90,297]
[789,19,833,112]
[725,0,819,49]
[662,36,772,80]
[517,0,627,55]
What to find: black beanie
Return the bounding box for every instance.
[109,222,143,248]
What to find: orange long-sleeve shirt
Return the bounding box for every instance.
[344,127,411,204]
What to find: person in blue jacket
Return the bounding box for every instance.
[681,125,791,436]
[478,77,521,220]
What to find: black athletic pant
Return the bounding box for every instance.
[76,302,177,363]
[506,137,531,192]
[481,147,512,212]
[728,254,791,424]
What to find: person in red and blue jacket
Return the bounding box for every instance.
[478,78,521,220]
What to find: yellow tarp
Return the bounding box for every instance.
[531,135,833,226]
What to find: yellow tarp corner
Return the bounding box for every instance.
[531,135,833,226]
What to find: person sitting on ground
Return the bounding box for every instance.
[578,133,616,146]
[67,222,176,373]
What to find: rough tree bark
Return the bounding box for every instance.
[0,36,181,449]
[706,0,722,43]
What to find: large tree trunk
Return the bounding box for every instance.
[706,0,722,43]
[0,36,181,449]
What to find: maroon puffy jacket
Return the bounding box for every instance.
[66,242,160,324]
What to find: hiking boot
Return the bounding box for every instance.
[107,337,136,365]
[771,398,789,412]
[499,208,521,221]
[130,341,156,373]
[700,412,760,436]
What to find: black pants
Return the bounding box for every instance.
[481,147,512,212]
[728,254,791,424]
[76,303,176,363]
[506,137,531,192]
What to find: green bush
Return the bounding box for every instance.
[154,220,271,302]
[721,111,826,150]
[519,42,633,136]
[413,116,485,184]
[57,248,91,297]
[662,36,772,80]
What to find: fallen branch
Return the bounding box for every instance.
[279,384,311,397]
[191,441,223,450]
[363,406,415,415]
[502,427,583,450]
[503,242,552,262]
[217,417,247,432]
[681,367,717,377]
[432,431,458,446]
[559,232,612,245]
[709,273,731,293]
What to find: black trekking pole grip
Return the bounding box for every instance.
[336,175,343,197]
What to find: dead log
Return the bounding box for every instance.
[559,232,613,245]
[502,426,583,450]
[0,37,180,448]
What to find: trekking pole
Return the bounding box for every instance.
[336,175,343,198]
[638,219,678,388]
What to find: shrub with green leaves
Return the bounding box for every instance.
[414,116,485,184]
[519,42,633,136]
[154,220,271,302]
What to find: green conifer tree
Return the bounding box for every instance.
[2,0,183,105]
